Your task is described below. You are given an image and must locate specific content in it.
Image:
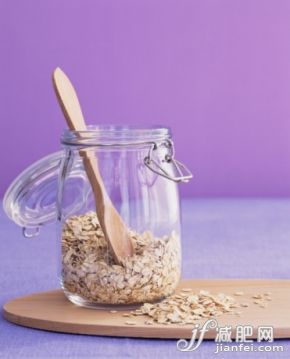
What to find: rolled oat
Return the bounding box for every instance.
[62,211,181,305]
[134,290,241,325]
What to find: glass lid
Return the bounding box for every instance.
[3,151,92,237]
[3,152,64,236]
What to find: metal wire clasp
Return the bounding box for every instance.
[144,139,193,183]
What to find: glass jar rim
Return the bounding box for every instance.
[61,124,171,146]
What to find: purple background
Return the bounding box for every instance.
[1,0,290,198]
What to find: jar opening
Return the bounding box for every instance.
[61,124,171,146]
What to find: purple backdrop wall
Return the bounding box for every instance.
[1,0,290,198]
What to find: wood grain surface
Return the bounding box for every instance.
[3,279,290,339]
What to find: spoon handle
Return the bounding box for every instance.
[52,67,133,263]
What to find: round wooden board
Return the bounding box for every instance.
[3,279,290,339]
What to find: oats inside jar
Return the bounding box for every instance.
[61,211,181,304]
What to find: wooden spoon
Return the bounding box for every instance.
[52,67,133,263]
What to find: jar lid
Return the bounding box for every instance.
[3,152,63,235]
[3,151,90,237]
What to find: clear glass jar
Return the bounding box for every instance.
[3,125,192,308]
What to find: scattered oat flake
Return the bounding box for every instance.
[181,288,192,292]
[133,310,143,316]
[110,310,118,313]
[241,303,249,307]
[144,320,153,325]
[234,291,244,296]
[134,289,241,325]
[230,303,240,308]
[122,313,131,317]
[234,311,242,316]
[125,321,137,325]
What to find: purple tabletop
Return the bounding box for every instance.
[0,198,289,358]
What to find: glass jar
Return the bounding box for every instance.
[3,125,192,308]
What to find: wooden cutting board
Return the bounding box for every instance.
[3,279,290,339]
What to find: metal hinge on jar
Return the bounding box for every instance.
[144,139,193,183]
